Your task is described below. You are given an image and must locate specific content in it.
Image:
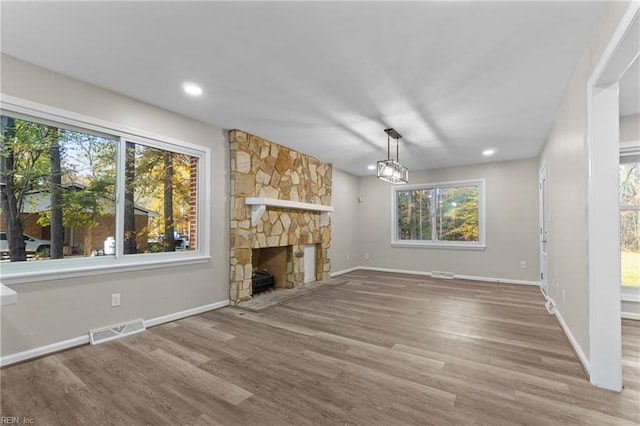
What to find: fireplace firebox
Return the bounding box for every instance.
[252,270,275,294]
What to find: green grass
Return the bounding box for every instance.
[622,249,640,287]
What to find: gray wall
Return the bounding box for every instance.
[620,114,640,143]
[354,158,540,282]
[328,169,360,273]
[0,55,230,357]
[538,1,631,359]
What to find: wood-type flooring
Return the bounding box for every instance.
[1,270,639,425]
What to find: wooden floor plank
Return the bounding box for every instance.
[1,271,638,425]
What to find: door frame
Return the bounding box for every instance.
[539,163,549,298]
[586,2,639,391]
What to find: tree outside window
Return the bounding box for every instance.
[620,158,640,287]
[0,114,197,262]
[394,181,483,247]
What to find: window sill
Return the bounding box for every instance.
[391,242,486,251]
[0,253,211,286]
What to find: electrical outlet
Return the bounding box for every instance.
[364,253,370,260]
[520,261,527,269]
[562,289,565,302]
[111,293,121,307]
[346,254,350,261]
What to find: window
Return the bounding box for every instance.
[620,144,639,288]
[123,142,198,255]
[0,96,209,283]
[392,180,485,249]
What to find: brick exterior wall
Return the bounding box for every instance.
[1,212,149,256]
[188,157,198,251]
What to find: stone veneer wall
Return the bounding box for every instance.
[229,130,332,303]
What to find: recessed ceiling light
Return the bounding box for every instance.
[182,82,203,96]
[367,164,376,170]
[483,149,495,156]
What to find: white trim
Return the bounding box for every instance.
[245,197,333,212]
[335,266,538,286]
[144,300,229,328]
[330,266,361,277]
[0,335,90,368]
[585,1,639,392]
[453,274,538,286]
[0,300,229,367]
[622,311,640,320]
[390,242,486,251]
[0,254,211,286]
[553,301,592,378]
[539,162,548,296]
[245,197,333,227]
[0,94,207,156]
[358,266,433,277]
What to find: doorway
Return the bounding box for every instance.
[539,164,549,298]
[587,3,639,391]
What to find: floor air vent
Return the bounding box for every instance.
[431,271,455,279]
[89,319,145,345]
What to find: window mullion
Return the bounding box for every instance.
[114,137,126,258]
[430,188,437,242]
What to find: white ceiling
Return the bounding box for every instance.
[0,1,614,176]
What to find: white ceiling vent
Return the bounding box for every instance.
[89,319,145,345]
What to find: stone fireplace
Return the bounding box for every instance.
[229,130,332,303]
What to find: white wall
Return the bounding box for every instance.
[354,158,540,283]
[328,169,360,274]
[538,1,631,361]
[0,55,230,358]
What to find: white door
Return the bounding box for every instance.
[304,245,316,283]
[539,164,549,297]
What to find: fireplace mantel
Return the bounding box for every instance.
[245,197,333,226]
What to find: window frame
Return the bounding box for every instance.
[391,179,486,250]
[620,141,640,292]
[0,95,211,285]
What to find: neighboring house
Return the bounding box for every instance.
[0,183,157,255]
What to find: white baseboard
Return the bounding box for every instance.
[357,266,433,277]
[454,274,538,286]
[144,300,229,328]
[330,266,361,277]
[350,266,538,286]
[553,305,591,377]
[622,311,640,320]
[0,300,229,367]
[0,335,89,368]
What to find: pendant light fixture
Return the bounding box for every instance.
[377,128,408,184]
